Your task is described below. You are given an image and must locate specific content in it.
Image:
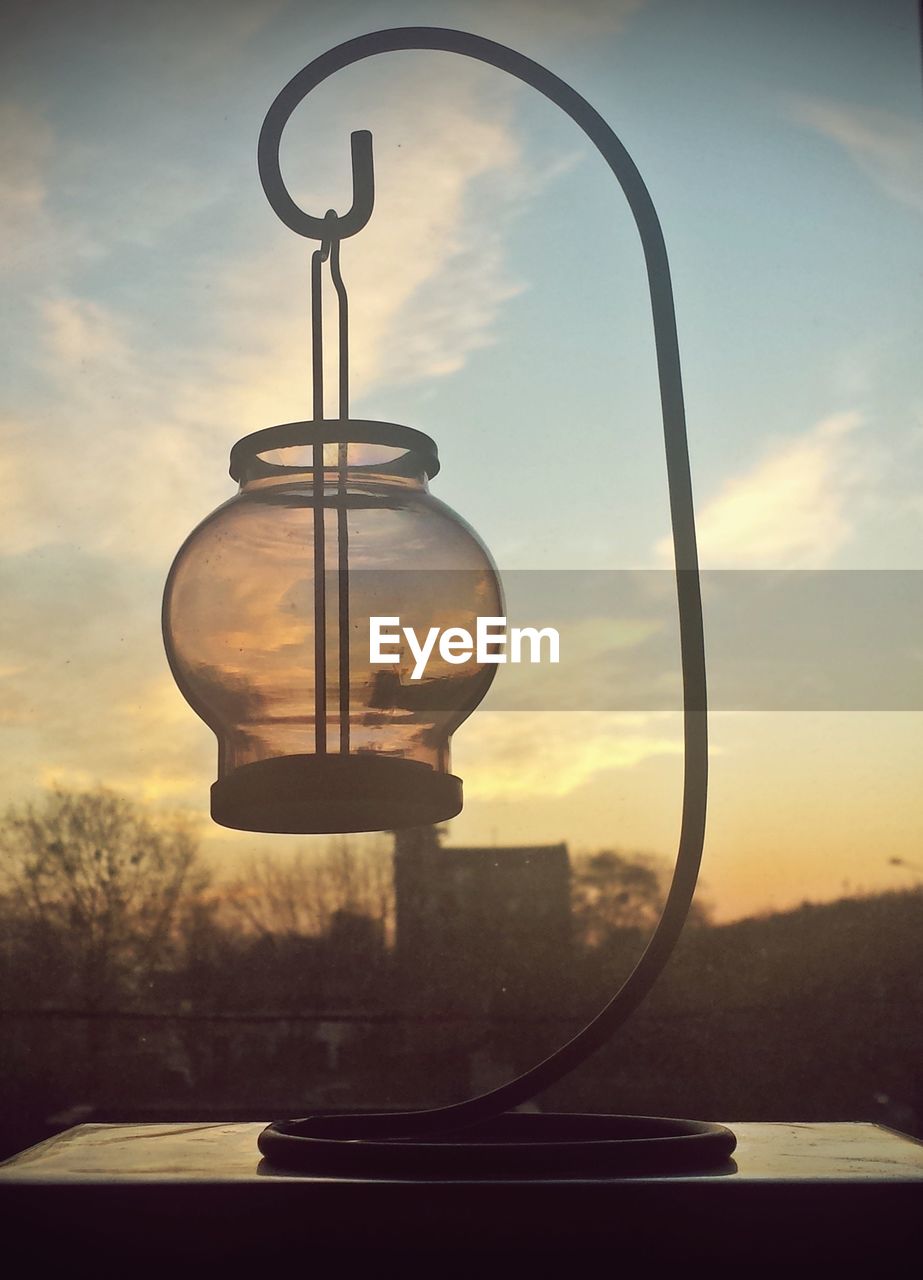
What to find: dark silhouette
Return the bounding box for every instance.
[0,787,206,1017]
[1,788,920,1159]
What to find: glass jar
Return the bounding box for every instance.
[163,420,503,833]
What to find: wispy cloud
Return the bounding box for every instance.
[42,294,130,371]
[663,411,877,569]
[205,73,528,408]
[788,94,923,213]
[0,100,85,277]
[0,545,211,805]
[0,46,574,810]
[2,59,546,566]
[0,100,50,227]
[458,711,683,800]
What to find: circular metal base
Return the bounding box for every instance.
[258,1113,737,1178]
[211,753,463,834]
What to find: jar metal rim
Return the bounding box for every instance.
[229,418,440,483]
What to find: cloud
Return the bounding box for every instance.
[0,100,50,222]
[2,58,551,567]
[0,543,686,816]
[0,9,619,808]
[0,545,213,807]
[203,74,528,410]
[788,95,923,214]
[0,100,79,277]
[1,288,210,561]
[0,419,66,557]
[42,294,130,371]
[456,711,683,800]
[662,411,876,569]
[0,65,569,806]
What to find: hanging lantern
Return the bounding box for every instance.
[163,136,502,835]
[162,423,501,835]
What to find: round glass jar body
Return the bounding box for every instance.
[163,420,502,833]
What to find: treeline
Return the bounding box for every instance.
[1,787,920,1156]
[0,788,688,1020]
[547,888,923,1136]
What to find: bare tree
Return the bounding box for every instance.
[222,837,394,942]
[0,786,208,1011]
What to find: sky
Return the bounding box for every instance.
[1,0,921,921]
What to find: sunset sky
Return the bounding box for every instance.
[2,0,921,921]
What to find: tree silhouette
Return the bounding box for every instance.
[0,786,207,1012]
[216,840,394,1011]
[222,838,393,943]
[572,849,710,950]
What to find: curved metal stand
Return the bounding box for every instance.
[256,26,722,1174]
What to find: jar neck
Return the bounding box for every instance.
[239,461,429,494]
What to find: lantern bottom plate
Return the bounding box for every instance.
[211,753,463,834]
